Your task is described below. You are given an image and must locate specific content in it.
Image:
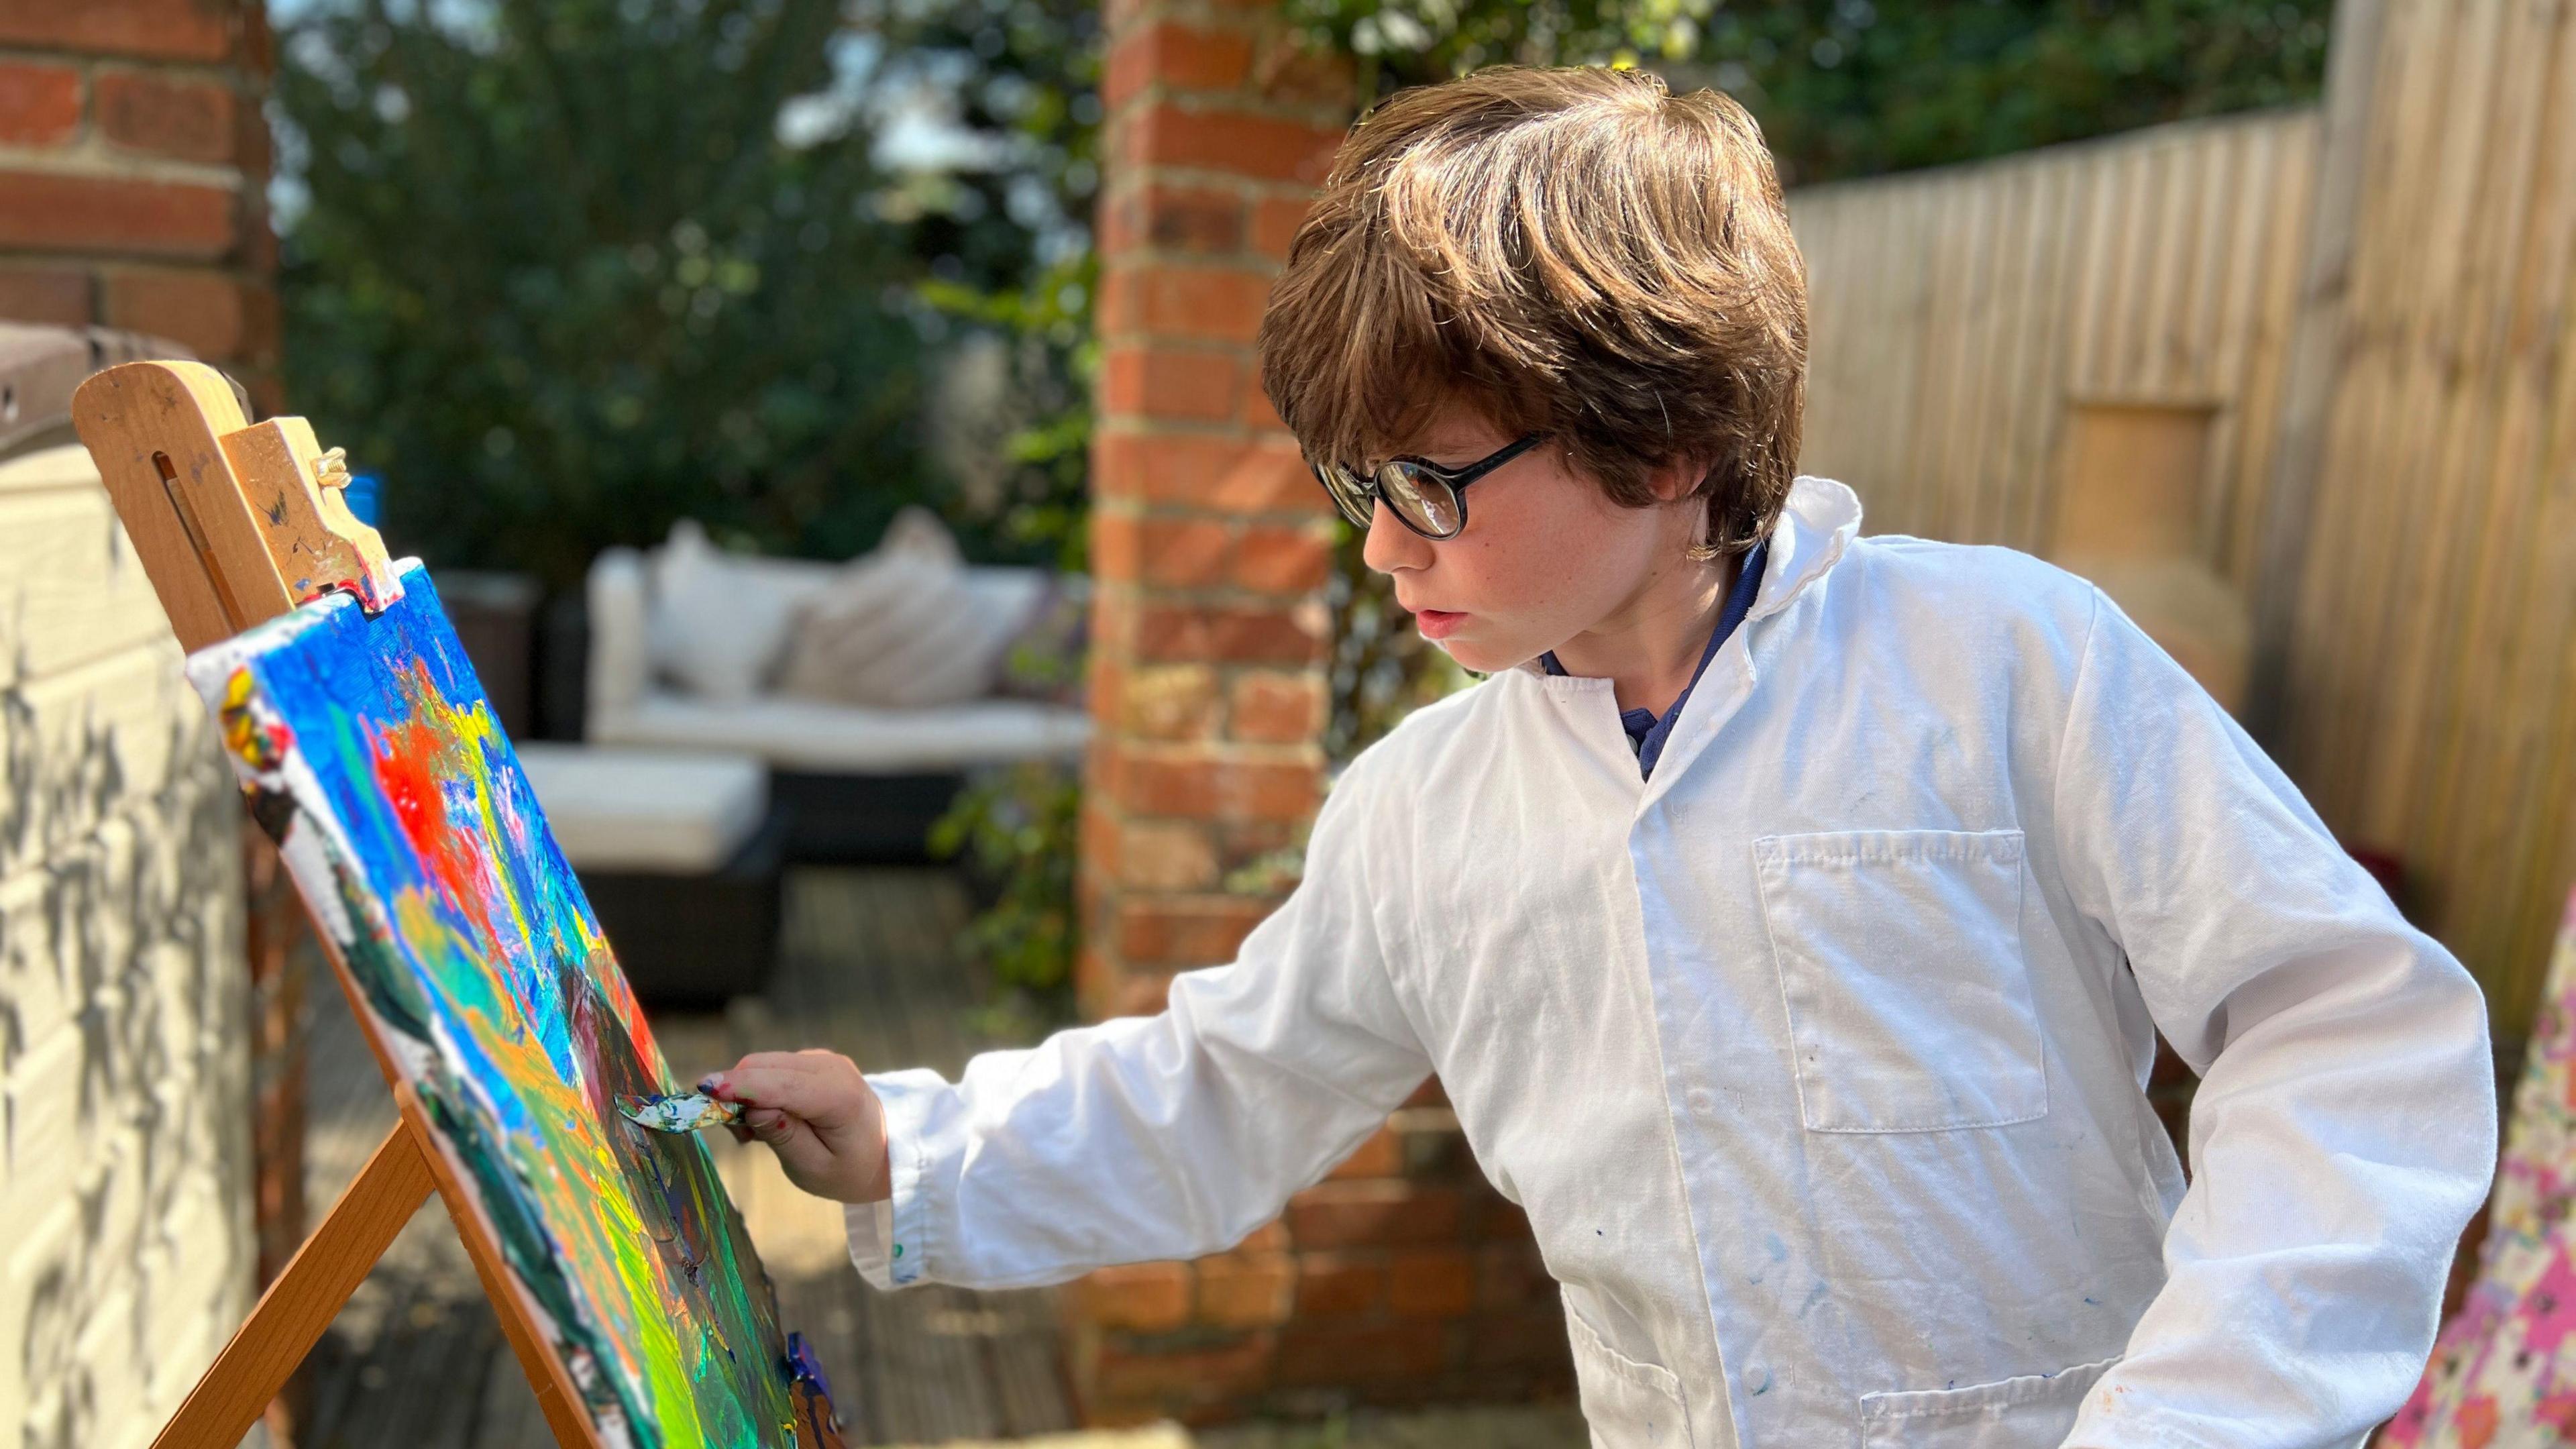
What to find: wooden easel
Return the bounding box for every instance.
[72,360,607,1449]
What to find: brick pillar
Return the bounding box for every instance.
[0,1,305,1436]
[0,1,282,404]
[1077,0,1350,1031]
[1079,0,1351,1033]
[1071,1,1573,1424]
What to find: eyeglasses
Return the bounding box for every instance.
[1312,433,1546,540]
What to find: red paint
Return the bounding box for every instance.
[372,664,502,952]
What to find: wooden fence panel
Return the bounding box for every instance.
[1792,107,2322,590]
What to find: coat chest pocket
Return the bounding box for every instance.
[1562,1289,1693,1448]
[1754,828,2046,1133]
[1860,1355,2120,1448]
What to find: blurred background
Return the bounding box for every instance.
[2,1,2565,1447]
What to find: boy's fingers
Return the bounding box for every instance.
[704,1064,818,1110]
[714,1050,812,1077]
[701,1054,830,1099]
[702,1058,867,1129]
[699,1058,763,1097]
[713,1050,844,1082]
[725,1049,863,1082]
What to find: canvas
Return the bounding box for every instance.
[2383,885,2576,1448]
[186,561,841,1449]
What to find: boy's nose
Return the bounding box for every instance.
[1359,500,1433,574]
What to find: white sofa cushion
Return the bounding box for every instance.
[586,547,651,720]
[594,694,1088,773]
[516,743,767,873]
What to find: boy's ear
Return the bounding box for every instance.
[1647,454,1712,504]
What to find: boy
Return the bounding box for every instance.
[706,68,2496,1448]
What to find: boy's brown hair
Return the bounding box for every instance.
[1258,66,1807,557]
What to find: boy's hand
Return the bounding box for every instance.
[700,1051,892,1204]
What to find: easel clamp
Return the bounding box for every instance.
[73,360,402,655]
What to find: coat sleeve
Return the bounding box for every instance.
[844,765,1434,1291]
[2049,589,2496,1449]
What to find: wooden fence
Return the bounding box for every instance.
[2272,0,2576,1042]
[1789,0,2576,1041]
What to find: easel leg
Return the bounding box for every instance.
[151,1124,436,1449]
[393,1095,604,1449]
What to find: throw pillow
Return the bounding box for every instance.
[646,520,802,702]
[774,507,1026,708]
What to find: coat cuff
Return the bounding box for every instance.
[843,1069,951,1289]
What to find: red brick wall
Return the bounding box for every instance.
[1073,0,1572,1424]
[0,0,280,405]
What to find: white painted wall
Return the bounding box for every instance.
[0,443,252,1449]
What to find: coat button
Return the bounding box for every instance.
[1684,1087,1719,1117]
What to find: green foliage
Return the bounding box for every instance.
[275,0,940,588]
[863,0,1105,571]
[1285,0,2334,187]
[854,0,1104,290]
[920,248,1099,573]
[928,762,1083,1018]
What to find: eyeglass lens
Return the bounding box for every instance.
[1320,466,1375,529]
[1379,463,1460,535]
[1318,460,1465,537]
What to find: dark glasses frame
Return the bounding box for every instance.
[1312,433,1547,540]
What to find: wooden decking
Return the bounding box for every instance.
[288,867,1079,1448]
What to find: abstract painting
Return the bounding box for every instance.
[186,562,841,1449]
[2383,884,2576,1448]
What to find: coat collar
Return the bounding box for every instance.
[1505,475,1865,677]
[1748,474,1863,621]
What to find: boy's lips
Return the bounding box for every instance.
[1413,608,1468,640]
